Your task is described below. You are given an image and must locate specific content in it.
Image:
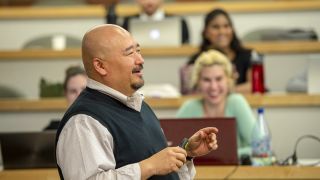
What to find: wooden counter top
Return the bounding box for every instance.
[0,93,319,112]
[0,41,319,60]
[1,1,320,19]
[0,166,320,180]
[195,166,320,179]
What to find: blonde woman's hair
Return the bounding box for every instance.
[191,49,234,91]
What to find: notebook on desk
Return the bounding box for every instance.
[129,17,182,47]
[0,131,56,169]
[159,117,238,165]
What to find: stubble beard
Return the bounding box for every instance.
[131,78,144,90]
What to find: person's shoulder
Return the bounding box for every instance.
[236,48,252,58]
[182,98,202,107]
[123,14,139,19]
[226,93,252,115]
[164,13,188,26]
[122,14,139,29]
[176,98,202,117]
[227,93,247,104]
[178,98,202,112]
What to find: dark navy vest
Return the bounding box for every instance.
[55,88,179,180]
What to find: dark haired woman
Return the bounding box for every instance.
[181,9,255,94]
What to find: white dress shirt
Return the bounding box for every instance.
[56,78,196,180]
[139,9,165,21]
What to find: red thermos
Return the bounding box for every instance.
[251,52,265,93]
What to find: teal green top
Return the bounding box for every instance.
[176,93,256,157]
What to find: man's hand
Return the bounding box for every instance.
[139,147,187,179]
[186,127,218,158]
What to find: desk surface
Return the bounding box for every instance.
[195,166,320,179]
[1,42,320,60]
[0,93,320,112]
[0,166,319,180]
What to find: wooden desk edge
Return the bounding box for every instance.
[0,94,320,112]
[1,41,320,60]
[1,166,320,180]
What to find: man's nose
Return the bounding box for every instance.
[135,54,144,64]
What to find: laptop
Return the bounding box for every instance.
[129,17,182,47]
[0,131,56,169]
[159,118,238,165]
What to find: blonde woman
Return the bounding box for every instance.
[177,49,255,157]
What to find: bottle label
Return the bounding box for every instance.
[252,136,271,157]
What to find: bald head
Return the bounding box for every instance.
[81,24,131,78]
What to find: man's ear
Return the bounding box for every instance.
[93,58,108,76]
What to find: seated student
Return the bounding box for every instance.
[181,8,255,94]
[44,66,87,130]
[177,50,256,157]
[63,66,87,106]
[122,0,190,44]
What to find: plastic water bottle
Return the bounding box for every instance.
[251,107,273,166]
[0,142,3,170]
[251,52,265,93]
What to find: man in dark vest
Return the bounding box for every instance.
[55,24,218,179]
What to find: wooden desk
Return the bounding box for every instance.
[0,94,320,112]
[0,166,319,180]
[1,41,320,61]
[0,168,59,180]
[195,166,320,179]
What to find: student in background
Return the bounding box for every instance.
[43,66,87,130]
[177,50,255,157]
[56,24,218,179]
[181,8,254,94]
[63,65,87,106]
[122,0,189,44]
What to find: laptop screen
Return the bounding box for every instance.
[129,17,182,47]
[0,131,56,169]
[159,118,238,165]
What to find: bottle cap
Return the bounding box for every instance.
[258,107,264,113]
[251,51,264,63]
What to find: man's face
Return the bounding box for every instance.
[136,0,162,16]
[105,34,145,96]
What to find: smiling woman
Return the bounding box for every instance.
[181,8,255,94]
[177,49,257,159]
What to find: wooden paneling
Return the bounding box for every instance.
[1,1,320,19]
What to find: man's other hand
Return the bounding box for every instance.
[186,127,218,158]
